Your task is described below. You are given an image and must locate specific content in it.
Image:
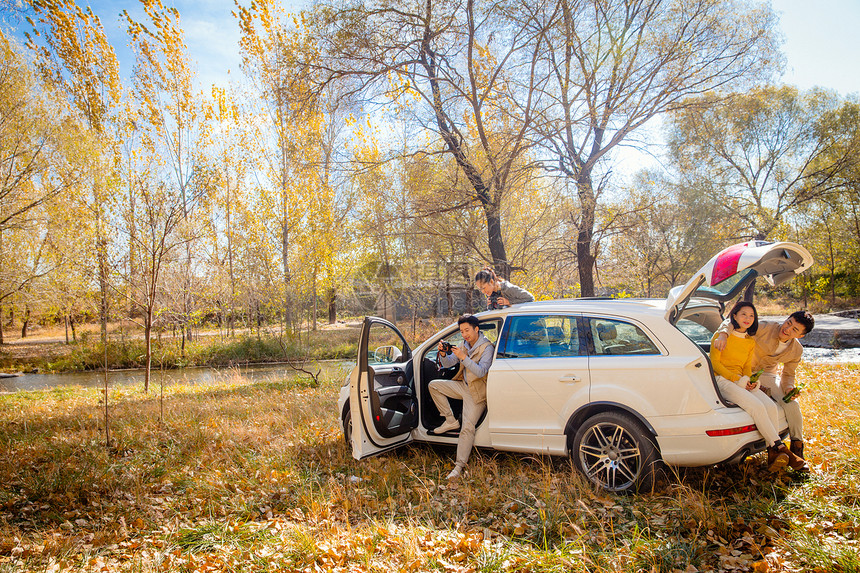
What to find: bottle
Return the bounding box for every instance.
[749,369,764,384]
[782,385,801,403]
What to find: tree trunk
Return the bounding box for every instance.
[21,307,30,338]
[64,314,69,344]
[576,173,597,298]
[0,303,4,345]
[828,229,836,305]
[485,208,510,279]
[445,266,453,315]
[462,266,473,312]
[98,231,109,345]
[312,272,318,331]
[327,287,336,324]
[103,339,110,447]
[144,309,152,393]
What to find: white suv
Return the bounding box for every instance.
[338,241,813,492]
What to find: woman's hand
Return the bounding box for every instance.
[497,296,511,307]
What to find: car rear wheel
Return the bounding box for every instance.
[572,411,660,493]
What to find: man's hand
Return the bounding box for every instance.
[451,345,467,360]
[786,387,801,401]
[714,332,728,351]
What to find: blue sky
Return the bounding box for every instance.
[774,0,860,96]
[68,0,860,98]
[4,0,858,96]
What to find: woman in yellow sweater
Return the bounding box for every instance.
[710,301,796,472]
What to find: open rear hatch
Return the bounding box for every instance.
[665,241,813,325]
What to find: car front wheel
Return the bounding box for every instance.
[571,411,660,493]
[342,405,353,448]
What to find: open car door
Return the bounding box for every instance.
[349,316,418,459]
[665,241,814,324]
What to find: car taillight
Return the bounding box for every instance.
[706,424,757,437]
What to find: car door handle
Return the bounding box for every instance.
[558,374,582,383]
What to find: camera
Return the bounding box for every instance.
[439,340,454,354]
[488,291,502,309]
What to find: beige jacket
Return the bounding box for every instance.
[451,336,494,404]
[751,321,803,390]
[717,319,803,390]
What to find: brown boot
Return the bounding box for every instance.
[787,447,809,472]
[767,445,789,473]
[790,439,805,459]
[766,446,779,467]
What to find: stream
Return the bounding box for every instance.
[0,361,353,393]
[2,348,857,394]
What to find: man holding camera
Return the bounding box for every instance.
[428,314,495,480]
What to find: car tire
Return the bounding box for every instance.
[571,411,661,493]
[342,405,352,448]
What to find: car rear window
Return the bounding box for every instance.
[586,317,660,356]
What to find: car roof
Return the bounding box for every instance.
[474,298,671,319]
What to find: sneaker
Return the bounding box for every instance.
[446,466,462,480]
[790,439,805,459]
[767,447,789,473]
[433,418,460,434]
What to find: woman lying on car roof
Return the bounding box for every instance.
[474,267,534,310]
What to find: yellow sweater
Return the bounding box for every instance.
[710,331,755,383]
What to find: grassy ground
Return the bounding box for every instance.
[1,362,858,572]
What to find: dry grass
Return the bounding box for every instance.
[0,362,858,572]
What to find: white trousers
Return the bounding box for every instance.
[759,372,803,441]
[428,378,486,469]
[716,375,781,446]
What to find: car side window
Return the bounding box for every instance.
[500,315,582,358]
[367,322,409,366]
[587,317,660,356]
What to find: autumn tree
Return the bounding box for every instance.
[303,0,548,278]
[208,86,252,336]
[0,31,85,342]
[526,0,780,296]
[118,162,196,392]
[24,0,122,344]
[790,95,860,301]
[236,2,360,332]
[125,0,213,348]
[603,171,730,297]
[667,86,856,241]
[234,0,303,331]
